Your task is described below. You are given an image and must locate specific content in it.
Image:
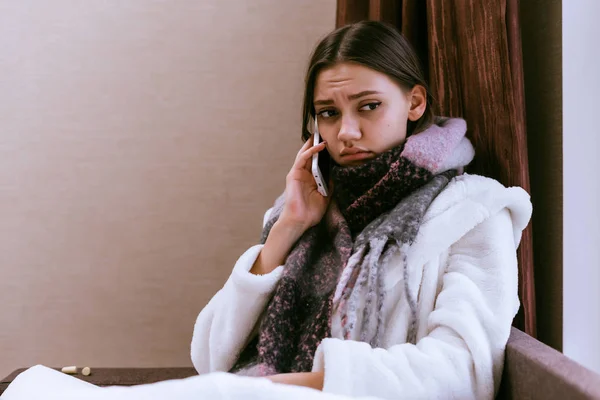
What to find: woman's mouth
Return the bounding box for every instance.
[340,151,374,161]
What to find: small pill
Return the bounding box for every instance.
[82,366,92,376]
[61,366,77,374]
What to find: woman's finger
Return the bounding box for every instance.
[294,136,315,163]
[294,141,327,171]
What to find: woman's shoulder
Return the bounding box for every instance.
[430,173,531,214]
[407,174,532,264]
[422,173,532,236]
[449,172,516,194]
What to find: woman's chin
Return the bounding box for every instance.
[342,160,370,167]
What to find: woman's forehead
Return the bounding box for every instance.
[314,63,399,102]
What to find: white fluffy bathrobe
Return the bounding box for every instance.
[190,173,533,400]
[2,174,532,400]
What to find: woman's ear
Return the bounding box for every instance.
[407,85,427,122]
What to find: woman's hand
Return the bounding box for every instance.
[266,372,324,391]
[249,137,331,276]
[279,136,331,232]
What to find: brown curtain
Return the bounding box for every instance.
[336,0,536,337]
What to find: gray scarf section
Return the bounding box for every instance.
[332,170,456,346]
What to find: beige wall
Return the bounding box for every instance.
[0,1,335,378]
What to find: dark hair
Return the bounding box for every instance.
[301,21,434,142]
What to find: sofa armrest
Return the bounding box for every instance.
[499,327,600,400]
[0,367,197,395]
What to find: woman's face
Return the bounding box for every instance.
[313,62,426,166]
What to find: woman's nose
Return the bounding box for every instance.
[337,116,361,143]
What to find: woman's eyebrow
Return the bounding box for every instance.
[314,90,381,106]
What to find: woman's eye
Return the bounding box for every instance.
[359,102,381,111]
[318,109,337,118]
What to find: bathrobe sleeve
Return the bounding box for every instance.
[190,209,284,374]
[311,208,522,400]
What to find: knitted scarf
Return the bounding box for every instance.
[231,117,474,376]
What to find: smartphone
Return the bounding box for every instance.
[312,117,330,197]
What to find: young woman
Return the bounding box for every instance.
[191,21,532,400]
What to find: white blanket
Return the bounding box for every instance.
[1,365,382,400]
